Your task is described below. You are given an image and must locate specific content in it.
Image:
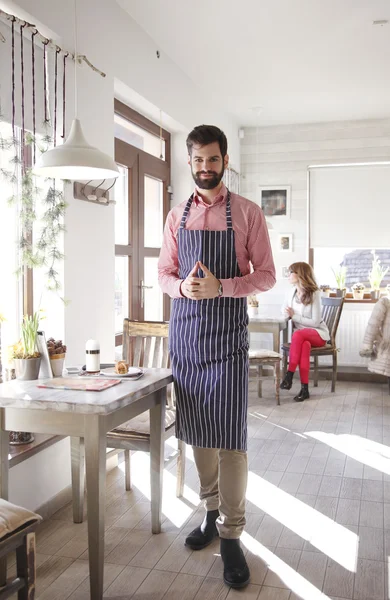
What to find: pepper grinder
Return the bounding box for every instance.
[85,339,100,373]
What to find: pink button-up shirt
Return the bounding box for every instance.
[158,184,276,298]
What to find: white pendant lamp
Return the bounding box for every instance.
[33,0,119,180]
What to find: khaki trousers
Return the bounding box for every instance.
[192,446,248,539]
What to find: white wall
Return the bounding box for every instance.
[241,118,390,366]
[240,118,390,310]
[0,0,239,510]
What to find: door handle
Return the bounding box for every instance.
[140,280,153,308]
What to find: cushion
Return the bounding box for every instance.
[0,499,41,540]
[111,408,176,436]
[249,349,281,360]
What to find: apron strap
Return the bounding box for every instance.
[179,194,194,229]
[179,189,233,230]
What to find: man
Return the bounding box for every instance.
[158,125,275,588]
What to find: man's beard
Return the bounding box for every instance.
[192,165,225,190]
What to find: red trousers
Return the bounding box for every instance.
[288,328,326,384]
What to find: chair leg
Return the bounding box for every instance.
[282,352,288,377]
[16,532,36,600]
[313,356,319,387]
[331,351,338,393]
[256,365,262,398]
[275,361,281,406]
[176,440,186,498]
[124,450,131,491]
[71,437,85,524]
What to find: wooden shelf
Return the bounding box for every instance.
[8,434,64,468]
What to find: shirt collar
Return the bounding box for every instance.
[193,182,227,207]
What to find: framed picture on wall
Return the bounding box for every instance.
[258,185,291,218]
[278,233,293,252]
[281,266,290,279]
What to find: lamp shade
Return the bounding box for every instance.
[33,119,120,180]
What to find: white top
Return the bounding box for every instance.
[282,288,330,341]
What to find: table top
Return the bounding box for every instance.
[0,369,173,415]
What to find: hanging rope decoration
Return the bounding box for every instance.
[53,48,60,146]
[31,29,37,163]
[20,22,26,172]
[11,17,16,142]
[42,40,49,126]
[62,53,68,139]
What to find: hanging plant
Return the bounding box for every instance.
[0,117,68,292]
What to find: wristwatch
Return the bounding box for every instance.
[217,281,223,297]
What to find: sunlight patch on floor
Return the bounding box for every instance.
[118,451,200,527]
[241,532,331,600]
[247,471,358,572]
[306,432,390,475]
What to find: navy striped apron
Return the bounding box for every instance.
[169,191,249,451]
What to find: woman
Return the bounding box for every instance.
[280,262,330,401]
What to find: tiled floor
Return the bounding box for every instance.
[8,377,390,599]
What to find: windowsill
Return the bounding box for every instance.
[8,434,64,468]
[328,293,382,304]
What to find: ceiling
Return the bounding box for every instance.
[117,0,390,126]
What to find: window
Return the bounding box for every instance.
[114,101,171,349]
[313,248,390,290]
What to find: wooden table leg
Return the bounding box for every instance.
[84,416,106,600]
[0,409,8,585]
[149,389,166,534]
[71,437,85,523]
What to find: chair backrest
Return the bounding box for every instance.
[321,297,344,346]
[123,319,170,369]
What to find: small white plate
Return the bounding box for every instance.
[100,366,144,379]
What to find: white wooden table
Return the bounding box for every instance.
[0,368,172,600]
[249,315,288,353]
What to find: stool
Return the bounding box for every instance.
[0,499,41,599]
[249,349,282,405]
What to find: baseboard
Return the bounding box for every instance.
[35,448,121,520]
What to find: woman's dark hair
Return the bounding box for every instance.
[186,125,228,158]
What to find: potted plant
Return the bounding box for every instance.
[352,283,365,300]
[247,295,259,318]
[331,266,347,297]
[11,312,41,380]
[369,251,389,300]
[320,284,331,298]
[47,338,67,377]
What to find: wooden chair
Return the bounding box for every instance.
[249,349,281,405]
[282,297,344,393]
[0,499,41,599]
[108,319,185,497]
[71,320,185,525]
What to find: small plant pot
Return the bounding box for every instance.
[9,431,35,445]
[248,306,258,318]
[335,289,346,298]
[50,353,66,377]
[371,290,380,300]
[14,357,41,381]
[353,291,364,300]
[320,290,330,298]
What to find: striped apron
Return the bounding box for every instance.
[169,191,249,451]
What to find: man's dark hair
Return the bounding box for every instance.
[186,125,228,158]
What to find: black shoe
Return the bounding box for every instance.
[220,538,250,588]
[294,384,310,402]
[280,370,294,390]
[185,509,219,550]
